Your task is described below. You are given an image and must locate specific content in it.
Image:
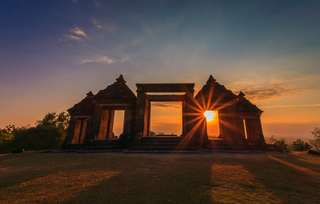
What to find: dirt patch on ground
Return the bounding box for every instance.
[269,155,320,177]
[211,164,281,204]
[291,151,320,165]
[0,170,118,204]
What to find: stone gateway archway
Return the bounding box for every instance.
[65,75,266,150]
[135,83,195,140]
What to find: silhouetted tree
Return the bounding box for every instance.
[269,136,288,152]
[0,112,70,153]
[0,124,16,142]
[0,124,17,153]
[37,112,69,130]
[13,126,61,150]
[310,128,320,151]
[291,139,311,151]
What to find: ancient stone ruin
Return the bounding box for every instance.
[65,75,265,150]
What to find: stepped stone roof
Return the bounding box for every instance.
[236,92,262,114]
[68,91,95,116]
[195,75,238,109]
[94,75,136,104]
[68,74,262,116]
[195,75,262,113]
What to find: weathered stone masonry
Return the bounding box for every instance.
[65,75,265,150]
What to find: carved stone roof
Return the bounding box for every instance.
[195,75,238,110]
[68,91,95,116]
[195,75,262,113]
[236,92,262,114]
[94,75,136,104]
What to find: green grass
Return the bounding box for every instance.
[0,152,319,204]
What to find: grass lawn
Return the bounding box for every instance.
[0,151,319,204]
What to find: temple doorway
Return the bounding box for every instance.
[204,110,220,139]
[149,101,182,136]
[112,110,125,139]
[96,109,126,141]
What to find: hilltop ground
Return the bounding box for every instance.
[0,151,319,204]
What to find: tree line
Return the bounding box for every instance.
[268,127,320,153]
[0,112,69,153]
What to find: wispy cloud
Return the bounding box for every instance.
[231,74,320,101]
[92,19,103,30]
[242,85,289,100]
[80,55,129,65]
[263,104,320,109]
[92,18,117,32]
[67,27,88,41]
[238,83,299,101]
[80,56,115,65]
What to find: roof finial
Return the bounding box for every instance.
[238,91,245,97]
[116,74,126,84]
[86,91,94,97]
[206,75,216,84]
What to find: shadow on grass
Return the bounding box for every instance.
[61,153,320,204]
[271,153,320,174]
[212,154,320,203]
[65,155,213,204]
[1,153,320,204]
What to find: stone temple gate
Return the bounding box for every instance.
[135,83,194,139]
[65,75,265,150]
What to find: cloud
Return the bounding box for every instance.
[92,18,117,33]
[80,55,129,65]
[67,27,88,41]
[263,104,320,109]
[80,56,115,65]
[92,19,103,30]
[239,84,299,101]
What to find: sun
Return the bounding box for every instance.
[204,110,215,122]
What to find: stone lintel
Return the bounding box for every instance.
[146,94,186,101]
[136,83,194,93]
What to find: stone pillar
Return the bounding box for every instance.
[79,119,88,144]
[245,115,265,145]
[64,117,76,145]
[107,110,115,139]
[72,119,82,144]
[220,113,233,145]
[184,90,205,148]
[123,109,131,136]
[135,89,146,139]
[97,109,110,140]
[145,101,151,136]
[256,116,265,145]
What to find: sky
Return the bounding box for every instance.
[0,0,320,141]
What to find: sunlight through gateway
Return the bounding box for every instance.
[204,110,216,122]
[204,110,220,138]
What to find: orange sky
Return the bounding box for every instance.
[1,1,320,142]
[1,75,319,143]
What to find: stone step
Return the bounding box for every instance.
[141,137,181,141]
[130,145,182,151]
[132,137,182,150]
[140,141,181,145]
[141,137,180,143]
[86,145,121,150]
